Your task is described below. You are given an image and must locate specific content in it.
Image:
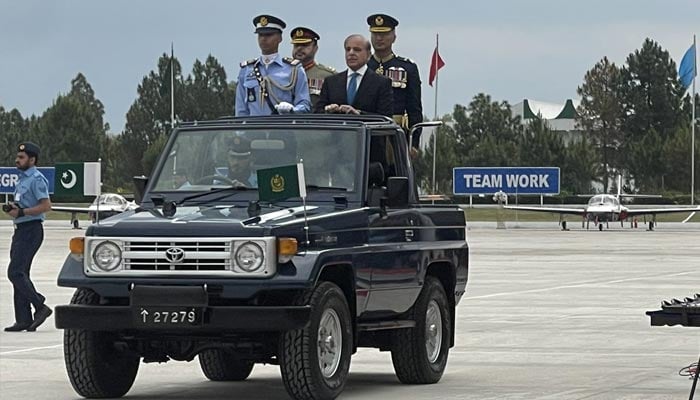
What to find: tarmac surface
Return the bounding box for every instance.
[0,220,698,399]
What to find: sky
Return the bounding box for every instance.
[0,0,697,134]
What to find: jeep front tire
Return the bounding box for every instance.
[279,282,353,400]
[64,288,140,398]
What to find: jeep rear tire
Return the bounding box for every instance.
[279,282,353,400]
[391,276,451,384]
[199,349,254,381]
[64,288,140,398]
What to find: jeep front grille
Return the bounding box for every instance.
[84,236,277,277]
[123,240,232,272]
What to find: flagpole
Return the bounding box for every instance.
[170,42,175,128]
[433,34,439,121]
[692,34,696,205]
[432,33,439,194]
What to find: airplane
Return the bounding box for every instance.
[502,177,700,231]
[53,193,138,229]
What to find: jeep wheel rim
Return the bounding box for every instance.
[318,308,342,378]
[425,299,443,363]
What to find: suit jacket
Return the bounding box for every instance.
[314,68,393,117]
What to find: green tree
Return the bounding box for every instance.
[519,117,566,168]
[32,73,108,166]
[0,107,30,166]
[563,137,601,194]
[453,94,522,168]
[181,55,236,121]
[142,134,169,177]
[101,134,126,192]
[626,128,665,190]
[414,116,459,194]
[622,39,684,140]
[576,57,625,192]
[621,39,685,189]
[121,53,185,180]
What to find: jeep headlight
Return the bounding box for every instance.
[92,241,122,271]
[235,241,264,272]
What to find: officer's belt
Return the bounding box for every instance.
[392,114,409,129]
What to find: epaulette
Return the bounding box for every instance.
[316,63,336,73]
[283,57,300,66]
[240,59,257,68]
[396,56,416,64]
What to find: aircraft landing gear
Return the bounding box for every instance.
[648,221,655,231]
[561,220,568,231]
[598,223,603,231]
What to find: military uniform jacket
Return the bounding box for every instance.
[367,54,423,128]
[305,62,335,109]
[236,54,312,116]
[14,166,49,224]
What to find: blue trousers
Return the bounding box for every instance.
[7,220,46,324]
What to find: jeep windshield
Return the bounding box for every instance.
[151,127,363,196]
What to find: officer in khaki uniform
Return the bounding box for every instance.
[290,26,336,109]
[366,13,424,148]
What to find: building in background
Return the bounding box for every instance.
[511,98,581,144]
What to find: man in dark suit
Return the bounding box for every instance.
[314,34,393,116]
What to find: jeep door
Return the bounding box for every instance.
[361,129,423,316]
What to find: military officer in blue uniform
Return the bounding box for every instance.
[290,26,336,109]
[236,15,311,116]
[3,142,53,332]
[366,13,424,148]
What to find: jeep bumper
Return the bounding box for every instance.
[55,285,310,332]
[55,304,311,331]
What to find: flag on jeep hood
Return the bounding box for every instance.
[257,163,306,202]
[54,162,101,197]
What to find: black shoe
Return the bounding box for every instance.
[4,323,32,332]
[27,305,52,331]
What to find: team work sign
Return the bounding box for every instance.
[453,167,560,195]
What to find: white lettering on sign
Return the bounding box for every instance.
[462,174,502,188]
[0,174,19,187]
[505,174,550,188]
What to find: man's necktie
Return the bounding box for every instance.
[347,72,359,105]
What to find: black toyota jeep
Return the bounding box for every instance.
[55,115,469,400]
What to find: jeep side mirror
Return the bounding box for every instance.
[133,175,148,204]
[386,177,409,208]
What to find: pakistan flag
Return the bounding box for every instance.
[54,162,101,197]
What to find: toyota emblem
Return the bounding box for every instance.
[165,247,186,263]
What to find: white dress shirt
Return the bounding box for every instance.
[346,64,368,92]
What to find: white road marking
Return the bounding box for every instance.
[0,344,62,355]
[464,270,698,300]
[682,211,696,223]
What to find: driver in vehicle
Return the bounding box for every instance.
[226,136,257,187]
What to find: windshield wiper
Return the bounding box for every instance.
[177,186,255,205]
[305,185,348,192]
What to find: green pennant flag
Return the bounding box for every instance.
[256,164,306,202]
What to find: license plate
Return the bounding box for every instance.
[135,307,202,327]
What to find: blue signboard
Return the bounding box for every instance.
[0,167,56,194]
[453,167,560,195]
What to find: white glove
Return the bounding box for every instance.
[275,102,294,114]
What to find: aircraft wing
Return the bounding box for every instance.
[52,206,90,214]
[503,205,586,216]
[625,206,700,217]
